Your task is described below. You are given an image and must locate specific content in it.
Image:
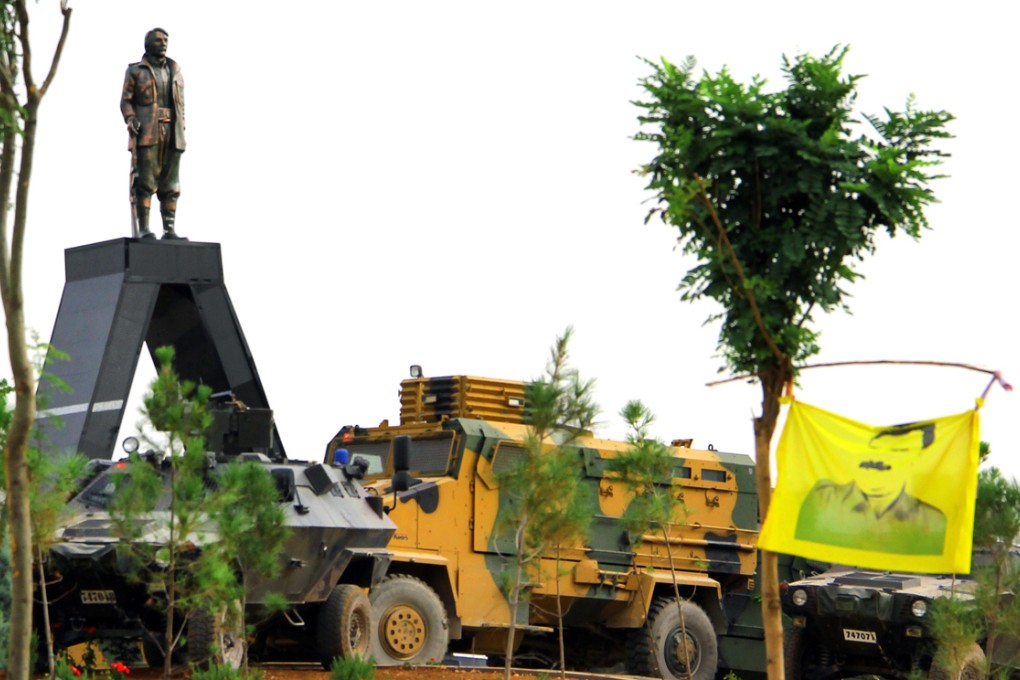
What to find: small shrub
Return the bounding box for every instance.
[190,661,258,680]
[54,655,86,680]
[329,653,376,680]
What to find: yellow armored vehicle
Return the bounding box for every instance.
[324,375,762,679]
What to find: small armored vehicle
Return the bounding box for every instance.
[782,538,1020,680]
[324,374,763,680]
[38,400,396,667]
[781,567,981,679]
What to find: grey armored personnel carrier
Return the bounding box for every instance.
[38,401,397,667]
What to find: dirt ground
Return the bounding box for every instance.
[4,665,625,680]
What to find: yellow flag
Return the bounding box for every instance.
[759,399,980,573]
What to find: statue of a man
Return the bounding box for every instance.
[121,27,185,240]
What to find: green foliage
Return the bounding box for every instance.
[495,326,599,571]
[0,376,12,461]
[108,345,225,668]
[634,46,953,375]
[26,447,88,548]
[208,460,288,582]
[53,653,87,680]
[604,400,687,542]
[928,460,1020,676]
[493,327,599,673]
[109,346,288,673]
[2,344,85,675]
[190,660,259,680]
[928,596,986,675]
[328,652,375,680]
[973,464,1020,550]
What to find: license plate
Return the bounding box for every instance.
[843,628,877,643]
[80,590,117,604]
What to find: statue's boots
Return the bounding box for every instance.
[160,202,184,240]
[135,196,155,239]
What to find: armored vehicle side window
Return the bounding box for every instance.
[78,470,122,508]
[702,469,726,483]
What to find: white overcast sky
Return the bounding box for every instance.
[10,1,1017,478]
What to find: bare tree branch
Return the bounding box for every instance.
[39,1,72,97]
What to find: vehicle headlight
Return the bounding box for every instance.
[791,589,808,607]
[911,599,927,618]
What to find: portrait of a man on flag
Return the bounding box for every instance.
[759,399,980,573]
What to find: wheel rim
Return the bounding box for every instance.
[379,603,428,660]
[348,603,370,654]
[961,665,982,680]
[666,629,701,676]
[221,630,244,669]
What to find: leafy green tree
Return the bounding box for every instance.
[200,456,287,674]
[2,346,84,678]
[110,346,215,678]
[110,346,287,678]
[972,465,1020,671]
[634,46,953,679]
[26,447,87,679]
[494,327,599,680]
[604,401,693,678]
[26,344,88,680]
[1,2,72,677]
[930,455,1020,679]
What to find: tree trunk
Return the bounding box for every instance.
[2,96,41,680]
[754,365,789,680]
[1,4,71,676]
[3,297,37,680]
[501,526,526,680]
[3,383,35,680]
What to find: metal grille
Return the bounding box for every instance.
[411,437,454,475]
[492,443,528,476]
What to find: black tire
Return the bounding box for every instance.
[930,643,986,680]
[187,603,244,669]
[317,584,372,669]
[187,608,215,667]
[368,575,448,666]
[627,597,718,680]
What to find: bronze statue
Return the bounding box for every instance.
[121,28,185,240]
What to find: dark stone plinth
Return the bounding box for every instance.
[37,239,284,460]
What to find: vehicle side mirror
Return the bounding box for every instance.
[391,435,413,494]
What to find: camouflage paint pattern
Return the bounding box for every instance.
[325,376,762,674]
